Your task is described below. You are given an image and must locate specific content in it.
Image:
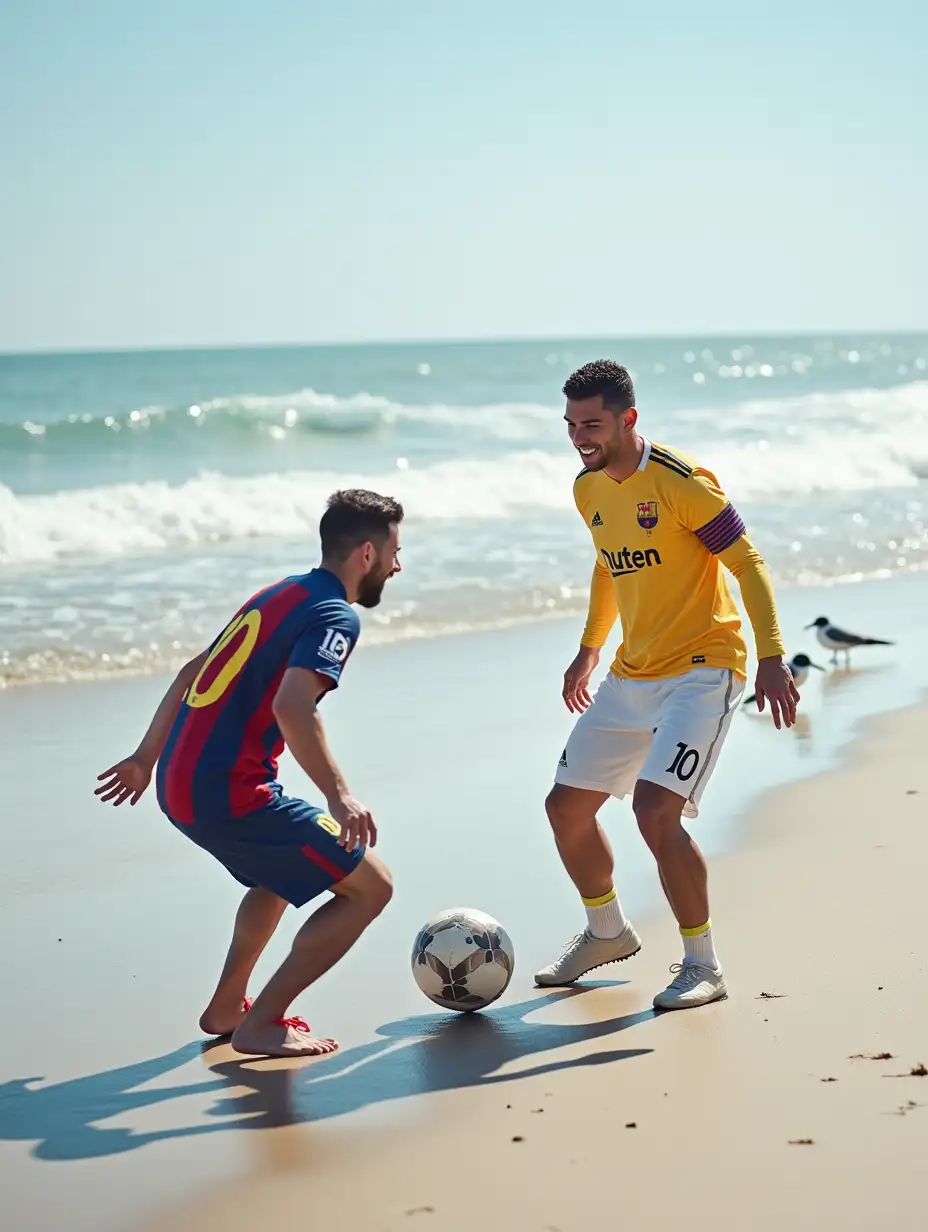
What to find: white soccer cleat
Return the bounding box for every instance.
[653,962,728,1010]
[534,922,642,986]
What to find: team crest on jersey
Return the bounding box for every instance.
[637,501,659,531]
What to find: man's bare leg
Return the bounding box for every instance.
[632,780,708,928]
[656,867,679,917]
[545,784,613,897]
[199,886,289,1036]
[231,852,393,1058]
[633,779,726,1008]
[534,784,641,986]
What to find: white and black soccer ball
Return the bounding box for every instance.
[411,907,515,1012]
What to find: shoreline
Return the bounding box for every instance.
[2,559,926,694]
[0,568,917,934]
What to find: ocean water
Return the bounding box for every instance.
[1,333,927,686]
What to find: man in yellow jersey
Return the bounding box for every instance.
[535,360,798,1009]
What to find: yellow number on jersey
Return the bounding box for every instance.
[187,609,262,709]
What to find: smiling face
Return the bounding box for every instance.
[565,395,638,472]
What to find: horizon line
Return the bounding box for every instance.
[2,325,927,362]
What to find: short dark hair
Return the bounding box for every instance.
[562,360,635,413]
[319,488,404,560]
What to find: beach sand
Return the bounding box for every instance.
[134,702,927,1232]
[1,575,926,1230]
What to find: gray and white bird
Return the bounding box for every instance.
[744,652,824,707]
[805,616,894,665]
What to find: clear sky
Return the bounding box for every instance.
[1,0,924,352]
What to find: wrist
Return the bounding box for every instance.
[133,745,157,772]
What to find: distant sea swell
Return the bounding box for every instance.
[2,383,927,568]
[2,334,927,687]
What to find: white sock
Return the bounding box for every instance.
[582,887,628,939]
[681,920,720,970]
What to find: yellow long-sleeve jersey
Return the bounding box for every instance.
[574,439,785,680]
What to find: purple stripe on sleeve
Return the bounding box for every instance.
[695,504,745,554]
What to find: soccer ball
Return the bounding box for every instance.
[411,907,515,1012]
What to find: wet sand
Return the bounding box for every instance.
[1,572,926,1230]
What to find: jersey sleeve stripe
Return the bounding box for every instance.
[649,444,694,476]
[649,452,692,479]
[695,504,746,554]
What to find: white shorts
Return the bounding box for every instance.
[554,667,744,819]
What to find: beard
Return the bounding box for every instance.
[356,566,389,608]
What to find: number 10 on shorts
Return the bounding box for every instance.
[665,741,700,781]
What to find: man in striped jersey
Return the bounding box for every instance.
[96,489,402,1057]
[535,360,798,1009]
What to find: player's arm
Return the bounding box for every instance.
[681,470,798,729]
[564,481,619,712]
[275,603,374,850]
[272,668,375,850]
[581,554,619,650]
[715,536,783,659]
[95,649,209,806]
[563,556,619,713]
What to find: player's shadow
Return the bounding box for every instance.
[0,985,653,1161]
[0,1042,227,1161]
[204,984,654,1130]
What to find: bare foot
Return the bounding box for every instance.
[199,996,253,1037]
[230,1015,339,1058]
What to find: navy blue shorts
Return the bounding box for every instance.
[169,795,364,907]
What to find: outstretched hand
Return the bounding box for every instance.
[95,755,152,806]
[753,656,800,730]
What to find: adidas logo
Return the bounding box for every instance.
[558,749,568,767]
[591,511,603,527]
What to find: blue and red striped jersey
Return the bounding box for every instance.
[156,568,360,824]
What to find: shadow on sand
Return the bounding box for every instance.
[0,983,654,1160]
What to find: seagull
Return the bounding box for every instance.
[744,653,825,707]
[805,616,894,665]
